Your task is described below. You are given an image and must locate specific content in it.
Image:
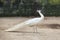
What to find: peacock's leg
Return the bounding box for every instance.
[33,25,38,33]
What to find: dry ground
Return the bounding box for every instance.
[0,17,60,40]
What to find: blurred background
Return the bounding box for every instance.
[0,0,60,17]
[0,1,60,40]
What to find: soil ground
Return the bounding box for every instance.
[0,17,60,40]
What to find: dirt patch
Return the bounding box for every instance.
[44,24,60,29]
[0,17,60,30]
[0,17,60,40]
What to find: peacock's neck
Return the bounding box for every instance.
[37,10,44,18]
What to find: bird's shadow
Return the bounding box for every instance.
[5,31,38,33]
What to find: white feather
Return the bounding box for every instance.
[5,10,44,31]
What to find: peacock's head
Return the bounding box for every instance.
[37,10,41,13]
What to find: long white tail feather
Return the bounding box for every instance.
[5,22,28,31]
